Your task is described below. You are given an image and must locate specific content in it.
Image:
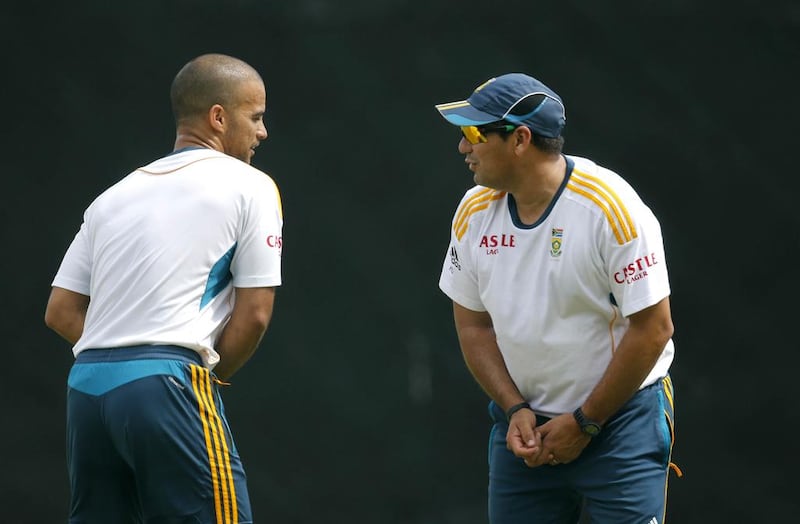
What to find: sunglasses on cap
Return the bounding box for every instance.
[460,123,517,144]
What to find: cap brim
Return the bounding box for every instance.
[435,100,500,126]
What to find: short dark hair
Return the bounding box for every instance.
[491,123,564,154]
[170,54,261,124]
[531,133,564,154]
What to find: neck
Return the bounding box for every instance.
[173,129,222,154]
[511,154,566,224]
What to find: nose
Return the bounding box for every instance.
[258,120,268,141]
[458,136,472,154]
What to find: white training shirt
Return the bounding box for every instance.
[439,155,674,417]
[52,148,283,368]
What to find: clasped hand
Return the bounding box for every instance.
[506,410,590,467]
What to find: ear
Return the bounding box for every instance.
[208,104,226,132]
[514,125,532,151]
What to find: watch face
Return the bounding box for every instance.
[573,408,601,437]
[583,423,601,436]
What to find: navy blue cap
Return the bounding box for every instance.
[435,73,566,138]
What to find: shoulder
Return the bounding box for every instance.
[211,153,280,193]
[239,162,280,189]
[235,164,282,214]
[83,170,141,216]
[565,155,639,199]
[451,185,506,241]
[563,155,649,246]
[149,149,280,192]
[139,149,270,179]
[226,162,283,219]
[453,185,507,218]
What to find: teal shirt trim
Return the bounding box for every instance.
[68,360,188,395]
[200,243,236,309]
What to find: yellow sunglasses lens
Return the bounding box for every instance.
[460,126,487,144]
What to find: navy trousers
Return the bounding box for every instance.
[488,377,677,524]
[66,345,252,524]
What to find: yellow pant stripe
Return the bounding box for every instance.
[191,365,237,524]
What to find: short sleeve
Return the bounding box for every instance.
[231,175,283,288]
[605,203,671,317]
[438,210,485,312]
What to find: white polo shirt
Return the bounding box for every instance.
[439,155,674,417]
[52,148,283,367]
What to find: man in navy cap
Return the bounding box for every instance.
[436,73,681,523]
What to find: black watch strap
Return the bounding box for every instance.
[573,407,602,437]
[505,402,533,421]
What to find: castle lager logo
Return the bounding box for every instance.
[614,253,658,284]
[479,234,515,255]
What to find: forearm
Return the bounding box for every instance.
[49,314,86,345]
[581,299,674,423]
[44,287,89,345]
[213,317,266,380]
[459,325,526,411]
[581,334,660,423]
[212,287,275,380]
[453,303,525,410]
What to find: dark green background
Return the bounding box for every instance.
[3,1,797,522]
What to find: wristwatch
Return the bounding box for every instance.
[505,401,533,421]
[573,407,602,437]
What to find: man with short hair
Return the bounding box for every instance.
[45,53,283,523]
[436,73,680,523]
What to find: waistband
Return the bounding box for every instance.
[489,401,552,425]
[488,376,669,425]
[76,345,203,366]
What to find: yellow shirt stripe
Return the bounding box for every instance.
[567,170,638,245]
[454,187,494,230]
[454,189,506,240]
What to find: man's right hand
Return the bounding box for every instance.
[506,408,544,466]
